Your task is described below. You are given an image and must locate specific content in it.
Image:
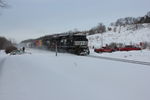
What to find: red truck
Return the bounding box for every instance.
[94,47,114,53]
[117,45,141,51]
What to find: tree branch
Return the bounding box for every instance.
[0,0,7,8]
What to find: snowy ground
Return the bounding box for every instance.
[0,49,150,100]
[90,49,150,62]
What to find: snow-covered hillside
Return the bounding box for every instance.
[88,23,150,48]
[0,49,150,100]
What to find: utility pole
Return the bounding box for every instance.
[101,34,103,47]
[55,42,58,56]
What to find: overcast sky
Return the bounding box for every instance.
[0,0,150,43]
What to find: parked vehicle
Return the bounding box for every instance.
[117,45,141,51]
[94,45,141,53]
[94,47,114,53]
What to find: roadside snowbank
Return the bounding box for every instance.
[90,49,150,62]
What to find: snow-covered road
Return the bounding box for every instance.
[0,49,150,100]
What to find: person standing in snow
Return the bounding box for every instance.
[22,47,25,52]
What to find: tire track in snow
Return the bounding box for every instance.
[0,57,7,77]
[0,57,7,67]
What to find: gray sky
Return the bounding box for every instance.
[0,0,150,43]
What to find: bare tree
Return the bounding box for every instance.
[96,23,106,33]
[89,23,106,35]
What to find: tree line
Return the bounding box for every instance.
[61,11,150,36]
[111,11,150,26]
[0,36,12,50]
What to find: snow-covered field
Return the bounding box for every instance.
[0,49,150,100]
